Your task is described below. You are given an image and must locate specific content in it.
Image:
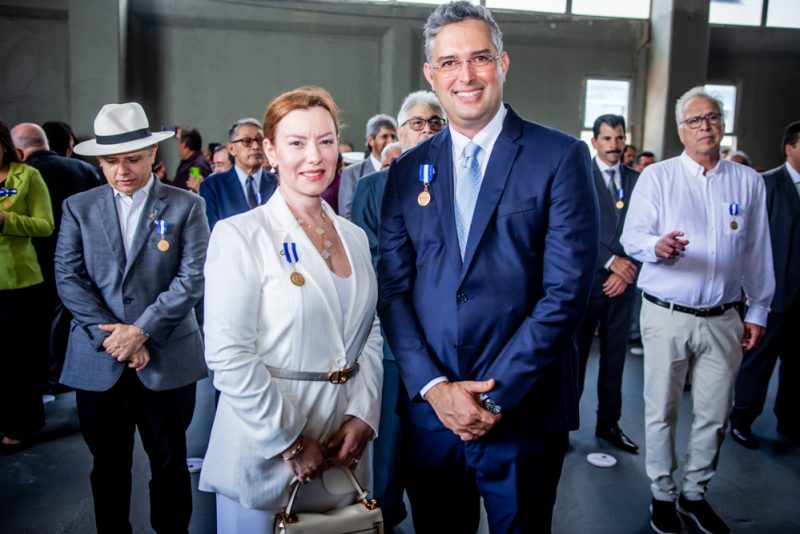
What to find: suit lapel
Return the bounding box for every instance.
[98,186,126,276]
[780,167,800,217]
[429,129,462,273]
[124,179,165,277]
[460,112,521,277]
[225,169,250,213]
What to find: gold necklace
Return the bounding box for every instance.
[297,209,334,262]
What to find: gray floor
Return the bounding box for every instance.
[2,342,799,533]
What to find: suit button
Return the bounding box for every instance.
[456,293,468,304]
[123,297,133,304]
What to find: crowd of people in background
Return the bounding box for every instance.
[1,2,798,534]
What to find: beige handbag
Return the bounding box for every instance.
[273,469,384,534]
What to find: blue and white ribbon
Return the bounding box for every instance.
[419,164,435,186]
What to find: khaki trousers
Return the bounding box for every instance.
[641,298,743,501]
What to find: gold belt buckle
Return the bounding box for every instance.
[327,369,349,384]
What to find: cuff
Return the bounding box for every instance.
[420,376,448,399]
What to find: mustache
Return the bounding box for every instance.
[606,149,621,154]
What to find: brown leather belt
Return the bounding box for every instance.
[643,293,740,318]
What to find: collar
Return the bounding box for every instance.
[679,151,723,178]
[369,154,382,174]
[785,161,800,185]
[234,164,263,187]
[594,157,620,176]
[449,104,507,159]
[112,174,154,199]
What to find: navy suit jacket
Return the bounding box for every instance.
[591,160,639,297]
[199,167,277,229]
[763,165,800,313]
[351,169,388,271]
[377,106,598,433]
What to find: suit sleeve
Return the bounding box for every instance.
[132,197,210,344]
[198,180,220,230]
[55,198,121,350]
[338,165,358,220]
[2,169,54,238]
[483,140,599,412]
[377,163,449,396]
[351,177,379,270]
[203,219,307,458]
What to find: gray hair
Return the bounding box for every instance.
[397,91,445,126]
[365,114,397,145]
[674,86,724,127]
[423,1,504,63]
[227,118,262,142]
[381,141,403,164]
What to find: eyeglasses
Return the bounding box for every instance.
[430,54,501,75]
[681,112,723,129]
[230,136,265,147]
[401,117,446,132]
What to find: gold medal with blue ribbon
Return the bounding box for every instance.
[615,187,625,209]
[156,220,170,251]
[728,202,740,230]
[282,242,304,286]
[418,164,435,206]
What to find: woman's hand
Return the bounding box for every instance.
[281,436,327,483]
[325,416,373,469]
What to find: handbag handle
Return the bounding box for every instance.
[283,468,376,516]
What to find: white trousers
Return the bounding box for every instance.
[641,299,743,501]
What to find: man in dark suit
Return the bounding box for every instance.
[11,122,101,391]
[173,127,211,191]
[574,114,640,453]
[338,113,397,219]
[199,118,277,230]
[377,3,598,532]
[731,120,800,448]
[55,102,210,534]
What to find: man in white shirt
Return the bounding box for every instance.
[621,87,774,534]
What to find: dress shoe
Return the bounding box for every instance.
[596,424,639,453]
[730,425,759,449]
[650,498,682,534]
[677,494,730,534]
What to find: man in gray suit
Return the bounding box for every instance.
[55,102,210,534]
[338,113,397,219]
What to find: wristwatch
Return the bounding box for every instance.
[479,393,502,414]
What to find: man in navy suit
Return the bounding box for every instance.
[377,3,598,532]
[731,120,800,448]
[574,114,640,454]
[199,118,277,230]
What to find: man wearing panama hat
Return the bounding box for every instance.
[54,102,210,533]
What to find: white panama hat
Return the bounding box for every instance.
[73,102,175,156]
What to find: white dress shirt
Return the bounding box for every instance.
[421,105,508,399]
[234,165,265,205]
[620,152,774,327]
[113,175,154,256]
[369,154,382,174]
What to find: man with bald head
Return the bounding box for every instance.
[11,122,100,390]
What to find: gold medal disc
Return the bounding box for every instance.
[290,271,305,286]
[157,239,170,252]
[418,190,431,206]
[615,200,624,209]
[2,200,11,208]
[730,220,739,230]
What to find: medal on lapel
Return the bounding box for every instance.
[156,219,170,251]
[728,202,740,230]
[282,242,305,286]
[615,188,625,210]
[418,164,435,207]
[0,187,16,208]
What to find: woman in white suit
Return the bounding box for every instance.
[200,87,383,532]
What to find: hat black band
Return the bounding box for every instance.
[96,127,152,145]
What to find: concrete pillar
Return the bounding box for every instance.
[380,25,419,116]
[69,0,128,138]
[643,0,710,160]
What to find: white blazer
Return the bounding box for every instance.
[199,189,383,510]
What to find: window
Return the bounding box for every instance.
[486,0,566,14]
[704,84,737,134]
[766,0,800,29]
[583,79,630,129]
[572,0,649,19]
[709,0,763,26]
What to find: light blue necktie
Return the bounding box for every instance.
[455,141,482,258]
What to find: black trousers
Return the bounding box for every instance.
[575,285,636,428]
[0,284,46,438]
[402,423,568,534]
[732,304,799,432]
[76,369,196,534]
